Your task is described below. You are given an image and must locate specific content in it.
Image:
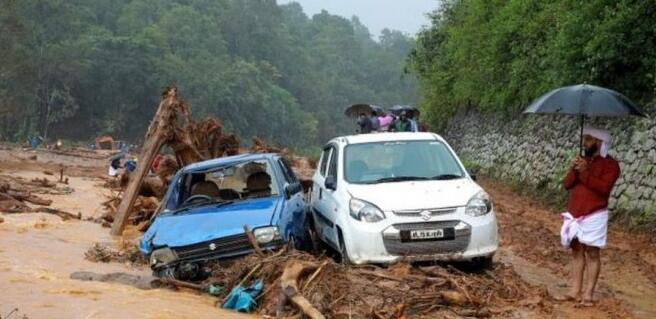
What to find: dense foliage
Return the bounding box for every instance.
[410,0,656,130]
[0,0,417,148]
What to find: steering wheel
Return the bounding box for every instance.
[182,194,213,207]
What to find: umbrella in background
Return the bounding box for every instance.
[344,104,384,118]
[523,84,649,155]
[390,105,420,116]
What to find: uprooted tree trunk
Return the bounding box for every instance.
[111,87,180,235]
[111,86,238,235]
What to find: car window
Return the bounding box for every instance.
[343,140,464,184]
[319,147,332,177]
[327,147,338,179]
[278,158,298,184]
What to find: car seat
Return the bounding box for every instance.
[244,172,272,198]
[190,181,221,198]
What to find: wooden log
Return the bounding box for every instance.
[160,277,205,291]
[2,207,80,220]
[111,89,177,236]
[29,178,56,188]
[32,207,81,220]
[0,193,26,210]
[5,190,52,206]
[279,261,325,319]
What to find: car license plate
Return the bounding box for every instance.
[410,229,444,240]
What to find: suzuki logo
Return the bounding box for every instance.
[420,210,432,221]
[209,243,217,251]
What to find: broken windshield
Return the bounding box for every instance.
[172,159,280,210]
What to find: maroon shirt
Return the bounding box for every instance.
[563,155,620,218]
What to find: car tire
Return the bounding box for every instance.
[471,255,494,270]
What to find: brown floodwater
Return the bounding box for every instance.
[0,168,253,319]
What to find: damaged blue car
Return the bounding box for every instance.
[139,153,308,278]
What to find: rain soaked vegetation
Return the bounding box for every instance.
[409,0,656,130]
[0,0,417,148]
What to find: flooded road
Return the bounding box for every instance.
[1,149,655,318]
[0,152,252,319]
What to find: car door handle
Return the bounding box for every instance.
[319,188,323,200]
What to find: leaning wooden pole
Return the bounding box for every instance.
[111,88,178,235]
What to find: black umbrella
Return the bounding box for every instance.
[523,84,648,155]
[344,104,384,118]
[390,105,420,116]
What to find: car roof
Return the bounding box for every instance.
[329,132,444,146]
[182,153,278,172]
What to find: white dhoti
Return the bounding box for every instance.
[560,209,608,248]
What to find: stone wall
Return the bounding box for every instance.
[443,112,656,220]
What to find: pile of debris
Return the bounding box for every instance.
[160,248,553,318]
[106,86,314,235]
[251,137,298,165]
[85,242,146,266]
[0,173,79,220]
[99,194,159,230]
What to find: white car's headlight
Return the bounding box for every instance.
[349,198,385,222]
[465,191,492,217]
[253,226,280,244]
[150,247,178,267]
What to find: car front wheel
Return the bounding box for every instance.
[471,255,494,270]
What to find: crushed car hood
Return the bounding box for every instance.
[347,179,481,211]
[143,196,282,250]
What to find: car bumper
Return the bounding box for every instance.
[342,208,498,265]
[149,239,285,270]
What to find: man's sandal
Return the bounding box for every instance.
[553,294,580,302]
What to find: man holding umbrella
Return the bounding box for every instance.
[524,84,647,306]
[561,127,619,305]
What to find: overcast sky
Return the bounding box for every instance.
[277,0,440,37]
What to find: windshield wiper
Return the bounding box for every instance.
[172,200,236,215]
[429,174,463,180]
[364,176,429,184]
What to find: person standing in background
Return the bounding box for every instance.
[393,111,412,132]
[357,113,372,133]
[377,111,394,132]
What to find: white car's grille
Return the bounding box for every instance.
[392,207,458,217]
[382,220,471,255]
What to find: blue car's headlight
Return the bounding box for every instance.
[253,226,280,244]
[150,247,178,268]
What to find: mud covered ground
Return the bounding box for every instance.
[0,147,654,318]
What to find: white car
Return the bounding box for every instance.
[309,132,498,266]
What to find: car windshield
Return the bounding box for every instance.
[344,140,464,184]
[174,159,280,210]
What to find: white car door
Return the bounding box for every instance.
[311,145,340,248]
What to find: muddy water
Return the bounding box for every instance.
[0,170,252,319]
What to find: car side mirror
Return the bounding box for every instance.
[284,182,302,199]
[324,176,337,190]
